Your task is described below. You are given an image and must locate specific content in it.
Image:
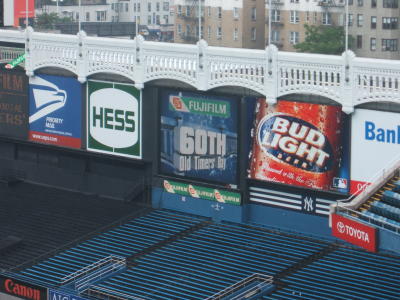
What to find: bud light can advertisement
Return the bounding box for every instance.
[248,99,349,193]
[160,90,238,185]
[29,74,82,148]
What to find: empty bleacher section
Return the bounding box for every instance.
[0,182,147,271]
[358,177,400,231]
[17,210,206,287]
[11,209,399,300]
[266,247,400,300]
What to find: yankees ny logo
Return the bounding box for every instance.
[302,195,315,212]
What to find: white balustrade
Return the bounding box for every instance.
[2,27,400,112]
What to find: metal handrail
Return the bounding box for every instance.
[75,256,126,291]
[335,206,400,234]
[204,273,274,300]
[337,153,400,205]
[86,285,145,300]
[61,255,125,285]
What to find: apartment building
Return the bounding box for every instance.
[174,0,266,49]
[131,0,175,40]
[265,0,345,52]
[266,0,400,59]
[348,0,400,59]
[37,0,175,41]
[38,0,115,22]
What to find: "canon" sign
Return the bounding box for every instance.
[0,276,46,300]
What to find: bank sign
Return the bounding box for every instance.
[29,74,82,148]
[351,109,400,195]
[87,80,141,159]
[332,213,377,252]
[160,91,238,185]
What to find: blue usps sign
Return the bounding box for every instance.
[29,74,82,148]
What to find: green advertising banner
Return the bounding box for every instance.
[87,80,141,159]
[5,53,26,69]
[163,179,241,205]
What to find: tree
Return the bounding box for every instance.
[35,13,72,30]
[294,24,352,55]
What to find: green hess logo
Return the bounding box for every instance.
[88,82,141,158]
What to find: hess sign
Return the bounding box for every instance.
[332,213,377,252]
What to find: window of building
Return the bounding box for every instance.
[383,0,398,7]
[207,26,211,38]
[357,35,362,48]
[218,7,222,18]
[272,30,280,42]
[371,0,377,7]
[357,0,363,6]
[156,3,160,12]
[186,24,190,35]
[217,27,222,39]
[290,11,299,24]
[233,7,239,19]
[290,0,300,2]
[96,11,106,22]
[382,39,398,51]
[382,17,398,29]
[251,27,256,40]
[148,15,151,24]
[251,7,256,21]
[163,2,169,11]
[371,16,377,29]
[272,10,280,22]
[348,0,353,4]
[177,5,182,15]
[163,15,169,24]
[186,6,191,16]
[233,28,238,40]
[306,11,310,22]
[177,24,182,35]
[322,12,331,25]
[357,14,363,27]
[370,38,376,50]
[313,12,317,24]
[134,3,136,12]
[290,31,299,44]
[86,12,90,22]
[156,15,160,25]
[148,3,151,12]
[348,14,353,26]
[137,3,140,12]
[207,7,211,17]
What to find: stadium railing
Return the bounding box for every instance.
[204,273,274,300]
[60,255,126,287]
[330,154,400,232]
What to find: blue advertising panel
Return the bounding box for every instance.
[160,90,238,185]
[29,74,82,148]
[49,290,86,300]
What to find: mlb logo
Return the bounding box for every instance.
[333,177,348,189]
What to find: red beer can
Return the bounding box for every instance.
[249,98,343,191]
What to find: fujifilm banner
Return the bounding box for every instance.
[160,91,238,185]
[87,80,141,159]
